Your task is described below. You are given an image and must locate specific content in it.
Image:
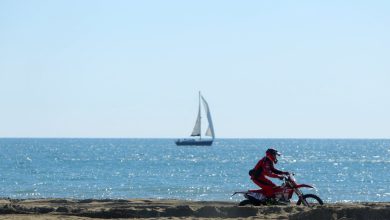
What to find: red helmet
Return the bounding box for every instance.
[266,148,281,164]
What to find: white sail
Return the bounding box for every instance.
[190,98,201,136]
[175,92,214,146]
[201,95,215,139]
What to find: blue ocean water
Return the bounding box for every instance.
[0,138,389,203]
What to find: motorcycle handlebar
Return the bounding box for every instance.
[286,172,295,176]
[282,172,295,180]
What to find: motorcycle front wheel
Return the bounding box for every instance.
[296,194,323,207]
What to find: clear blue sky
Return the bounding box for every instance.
[1,1,389,138]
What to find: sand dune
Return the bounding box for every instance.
[0,198,389,219]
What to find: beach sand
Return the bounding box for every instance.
[0,198,389,219]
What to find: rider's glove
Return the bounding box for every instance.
[278,176,284,180]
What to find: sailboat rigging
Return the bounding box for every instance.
[175,92,215,146]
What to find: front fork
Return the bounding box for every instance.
[294,188,310,206]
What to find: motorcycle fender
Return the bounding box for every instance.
[296,184,314,189]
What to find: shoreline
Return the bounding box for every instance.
[0,198,389,219]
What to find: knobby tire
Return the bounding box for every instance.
[296,194,323,206]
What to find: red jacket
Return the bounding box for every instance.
[251,156,285,179]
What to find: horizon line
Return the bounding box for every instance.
[1,137,390,140]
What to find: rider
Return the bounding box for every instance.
[249,148,289,198]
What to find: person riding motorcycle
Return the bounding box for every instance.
[249,148,289,198]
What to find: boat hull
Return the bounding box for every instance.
[175,139,213,146]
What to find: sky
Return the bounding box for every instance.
[0,1,389,138]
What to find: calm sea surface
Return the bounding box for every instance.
[0,138,389,202]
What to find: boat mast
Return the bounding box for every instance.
[199,91,202,140]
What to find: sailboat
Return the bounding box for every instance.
[175,92,215,146]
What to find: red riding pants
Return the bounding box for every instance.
[251,177,277,198]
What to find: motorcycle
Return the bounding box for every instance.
[233,173,323,207]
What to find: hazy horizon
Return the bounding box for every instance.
[1,137,389,140]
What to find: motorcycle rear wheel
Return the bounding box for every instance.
[238,199,252,206]
[296,194,323,207]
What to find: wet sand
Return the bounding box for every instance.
[0,198,389,219]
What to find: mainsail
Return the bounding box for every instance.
[201,95,215,139]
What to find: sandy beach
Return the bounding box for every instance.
[0,198,389,220]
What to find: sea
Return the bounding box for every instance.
[0,138,389,203]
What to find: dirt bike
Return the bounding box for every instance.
[233,173,323,207]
